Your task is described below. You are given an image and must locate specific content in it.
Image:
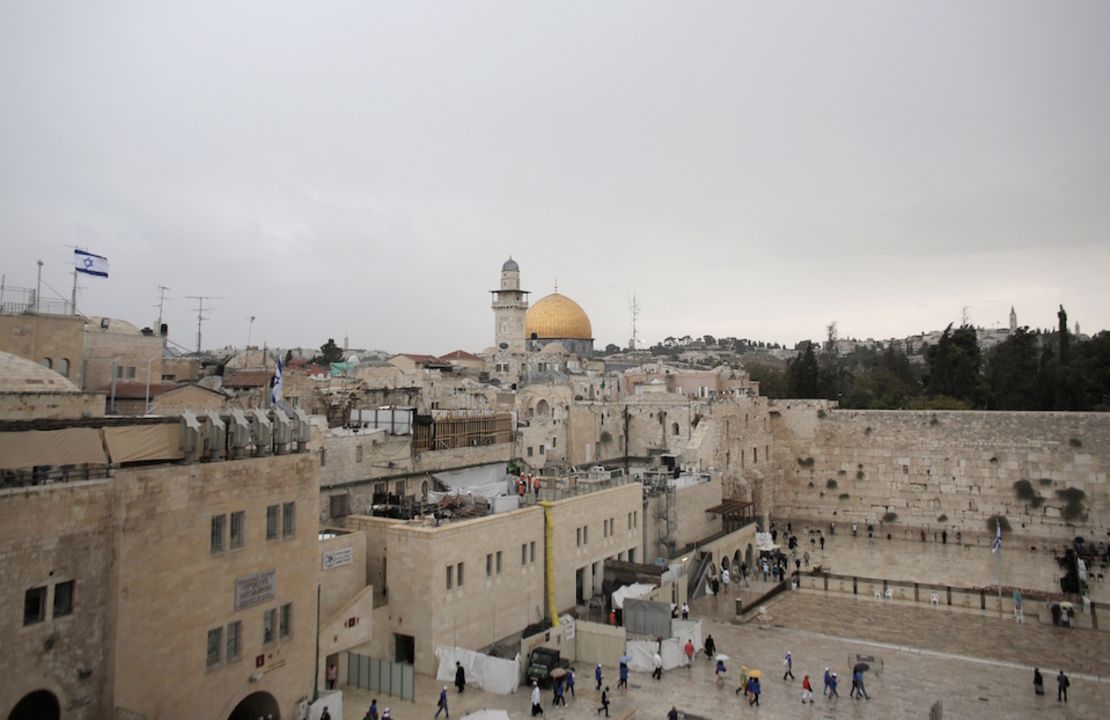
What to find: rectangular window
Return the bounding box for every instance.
[53,580,74,618]
[552,437,557,448]
[496,551,502,574]
[210,514,226,553]
[115,366,124,379]
[446,565,454,590]
[576,528,582,547]
[279,602,293,639]
[230,511,245,549]
[263,608,277,645]
[456,562,464,587]
[356,445,364,463]
[206,627,223,668]
[282,501,295,538]
[23,586,47,625]
[753,447,758,464]
[521,543,528,565]
[226,620,241,661]
[319,448,327,467]
[539,444,545,455]
[530,541,536,563]
[527,446,533,457]
[486,553,493,577]
[266,504,279,540]
[583,526,588,544]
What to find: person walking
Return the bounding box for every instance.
[801,675,814,704]
[566,667,576,698]
[803,550,810,567]
[668,707,679,720]
[823,668,831,697]
[366,699,378,720]
[595,664,604,691]
[783,651,795,681]
[531,681,544,716]
[455,661,466,693]
[850,670,859,699]
[552,676,566,706]
[435,686,450,719]
[715,658,727,687]
[381,708,391,720]
[736,665,749,697]
[761,560,769,582]
[684,639,695,667]
[704,634,716,659]
[652,651,663,680]
[1033,667,1044,696]
[596,686,610,717]
[854,669,870,700]
[681,601,689,620]
[721,567,731,592]
[748,676,762,706]
[320,708,331,720]
[326,662,338,690]
[820,535,825,551]
[1057,671,1069,702]
[618,662,629,690]
[828,672,839,698]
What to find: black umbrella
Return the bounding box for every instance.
[853,663,870,673]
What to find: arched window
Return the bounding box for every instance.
[535,399,550,417]
[59,358,70,377]
[41,357,53,370]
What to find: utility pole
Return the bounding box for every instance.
[186,295,225,354]
[35,260,43,313]
[155,285,171,327]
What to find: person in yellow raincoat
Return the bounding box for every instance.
[735,666,749,698]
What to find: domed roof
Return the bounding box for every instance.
[0,351,79,393]
[526,293,592,340]
[501,257,519,272]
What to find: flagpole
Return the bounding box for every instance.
[71,269,78,315]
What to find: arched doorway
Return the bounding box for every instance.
[228,691,280,720]
[9,690,60,720]
[535,399,550,418]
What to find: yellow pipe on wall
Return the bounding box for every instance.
[540,500,560,627]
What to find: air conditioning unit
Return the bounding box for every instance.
[271,408,292,455]
[202,410,226,461]
[180,410,202,463]
[248,409,272,456]
[227,410,251,459]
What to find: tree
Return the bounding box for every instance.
[284,349,294,365]
[985,327,1042,410]
[603,343,621,355]
[924,324,983,406]
[317,338,344,365]
[702,335,716,347]
[787,342,820,397]
[745,363,789,399]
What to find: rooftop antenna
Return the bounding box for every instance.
[246,315,256,350]
[155,285,171,327]
[961,306,970,326]
[186,295,225,354]
[629,293,641,350]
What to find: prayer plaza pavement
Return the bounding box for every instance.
[341,535,1109,719]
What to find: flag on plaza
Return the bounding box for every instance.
[74,249,109,278]
[270,358,283,407]
[992,519,1002,554]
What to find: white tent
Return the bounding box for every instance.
[611,583,655,610]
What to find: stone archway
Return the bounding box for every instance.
[228,691,280,720]
[535,399,550,418]
[9,690,60,720]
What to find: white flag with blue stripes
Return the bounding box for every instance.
[270,359,284,407]
[992,519,1002,554]
[74,249,109,278]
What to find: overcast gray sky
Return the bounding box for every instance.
[2,1,1108,355]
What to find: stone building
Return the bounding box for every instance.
[0,409,320,720]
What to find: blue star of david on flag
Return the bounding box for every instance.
[74,249,109,278]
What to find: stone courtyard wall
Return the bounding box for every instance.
[771,403,1110,541]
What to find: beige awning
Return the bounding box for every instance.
[104,423,183,464]
[0,428,107,470]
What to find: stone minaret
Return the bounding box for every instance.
[491,257,529,354]
[1009,306,1017,333]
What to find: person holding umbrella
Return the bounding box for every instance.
[551,668,567,706]
[618,660,629,691]
[715,654,728,687]
[852,663,871,700]
[748,673,762,706]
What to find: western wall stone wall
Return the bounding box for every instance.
[770,403,1110,541]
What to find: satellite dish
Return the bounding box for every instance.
[499,342,509,350]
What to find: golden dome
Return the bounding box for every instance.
[525,293,593,340]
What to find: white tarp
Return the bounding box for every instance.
[755,531,779,552]
[435,645,520,696]
[624,620,703,673]
[611,583,654,610]
[430,463,511,500]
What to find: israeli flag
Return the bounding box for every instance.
[74,249,109,278]
[992,519,1002,554]
[270,359,284,407]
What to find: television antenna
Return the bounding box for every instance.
[186,295,225,353]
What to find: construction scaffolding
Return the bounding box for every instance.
[413,412,513,452]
